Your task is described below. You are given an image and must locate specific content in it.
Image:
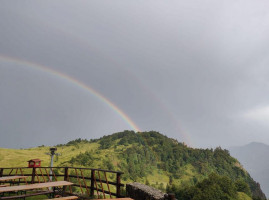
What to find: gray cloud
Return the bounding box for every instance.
[1,0,269,148]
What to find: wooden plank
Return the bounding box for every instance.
[0,190,52,199]
[45,196,78,200]
[0,181,73,193]
[0,185,9,188]
[0,176,28,182]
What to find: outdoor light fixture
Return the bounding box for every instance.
[46,147,61,181]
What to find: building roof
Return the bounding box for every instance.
[27,159,41,162]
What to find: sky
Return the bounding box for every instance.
[0,0,269,149]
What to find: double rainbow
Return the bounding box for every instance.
[0,55,141,132]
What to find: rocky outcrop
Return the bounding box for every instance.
[126,182,175,200]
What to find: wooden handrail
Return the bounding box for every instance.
[0,167,124,174]
[0,166,124,198]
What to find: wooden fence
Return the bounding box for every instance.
[0,167,124,199]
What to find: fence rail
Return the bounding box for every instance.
[0,167,124,199]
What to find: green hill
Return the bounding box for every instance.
[0,131,266,200]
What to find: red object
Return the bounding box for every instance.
[28,159,41,168]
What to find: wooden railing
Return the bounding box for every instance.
[0,167,124,199]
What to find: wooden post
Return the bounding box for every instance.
[63,167,69,195]
[31,167,36,184]
[168,193,176,200]
[0,168,3,177]
[90,169,95,197]
[116,172,121,197]
[64,167,69,181]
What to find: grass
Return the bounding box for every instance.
[237,192,252,200]
[0,142,100,168]
[145,167,169,186]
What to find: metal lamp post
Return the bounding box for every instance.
[46,147,60,181]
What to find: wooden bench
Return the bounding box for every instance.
[0,181,73,193]
[0,181,73,199]
[45,196,78,200]
[0,185,9,188]
[0,176,28,182]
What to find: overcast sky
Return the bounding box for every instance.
[1,0,269,149]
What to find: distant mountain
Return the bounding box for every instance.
[230,142,269,197]
[0,131,266,199]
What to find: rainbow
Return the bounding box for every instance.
[14,18,191,145]
[0,54,141,132]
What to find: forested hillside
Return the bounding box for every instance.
[0,131,266,200]
[60,131,266,200]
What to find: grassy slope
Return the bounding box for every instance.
[237,192,252,200]
[0,147,51,167]
[0,142,170,187]
[0,143,99,168]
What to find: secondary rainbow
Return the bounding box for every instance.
[0,54,141,132]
